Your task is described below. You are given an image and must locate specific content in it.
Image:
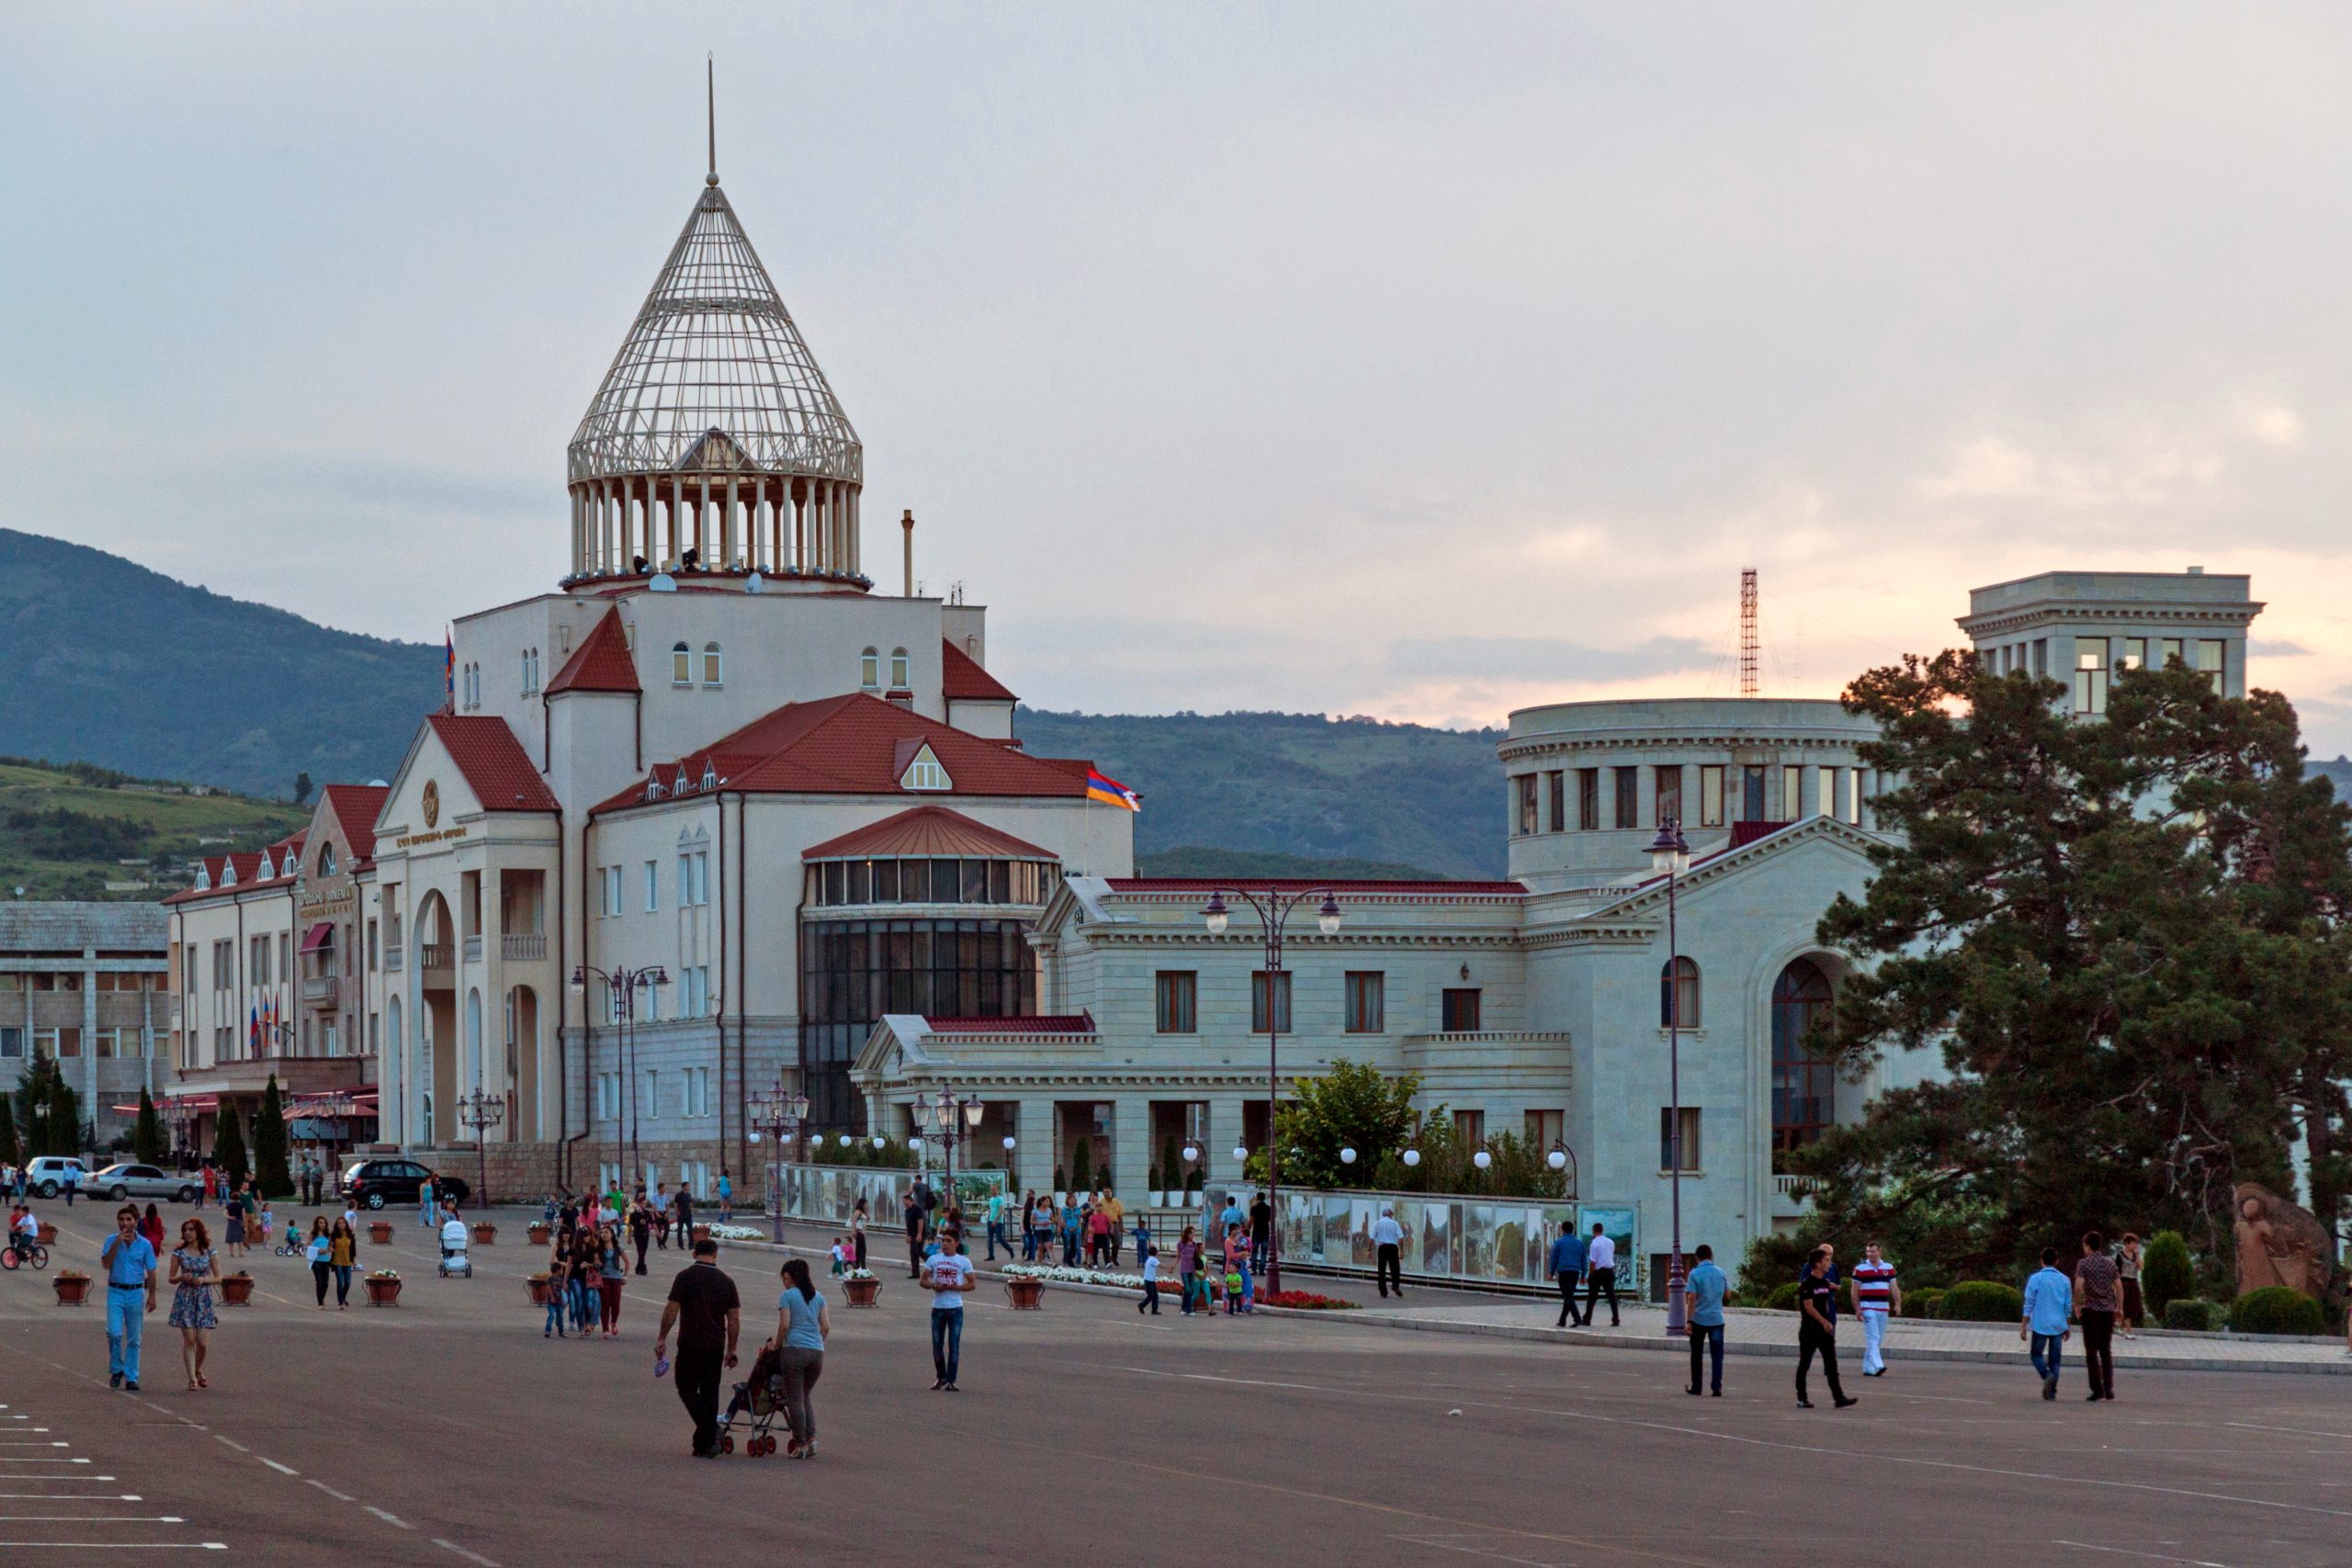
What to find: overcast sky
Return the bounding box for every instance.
[8,5,2352,748]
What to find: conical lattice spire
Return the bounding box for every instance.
[568,183,862,486]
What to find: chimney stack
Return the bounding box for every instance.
[902,509,915,597]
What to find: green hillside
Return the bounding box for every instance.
[0,756,310,900]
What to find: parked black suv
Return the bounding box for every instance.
[342,1158,469,1211]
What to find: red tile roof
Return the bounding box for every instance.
[162,829,310,905]
[322,784,390,864]
[545,607,640,695]
[921,1014,1096,1035]
[941,640,1016,703]
[593,693,1096,814]
[427,714,559,813]
[1105,876,1528,897]
[801,805,1055,862]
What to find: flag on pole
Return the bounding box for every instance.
[1085,769,1141,811]
[444,630,456,711]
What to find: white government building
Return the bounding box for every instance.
[159,143,2265,1269]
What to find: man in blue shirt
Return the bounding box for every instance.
[1684,1245,1728,1396]
[99,1205,158,1391]
[2020,1246,2074,1401]
[1546,1222,1588,1327]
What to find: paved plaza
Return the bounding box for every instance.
[2,1201,2349,1566]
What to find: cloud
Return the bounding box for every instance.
[1381,635,1714,685]
[2251,637,2312,657]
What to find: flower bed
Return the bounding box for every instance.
[1003,1263,1144,1290]
[706,1224,767,1242]
[1258,1290,1361,1310]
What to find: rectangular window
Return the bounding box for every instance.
[1741,765,1766,820]
[696,852,711,906]
[1654,765,1682,828]
[1700,765,1724,828]
[2121,637,2146,671]
[1545,770,1566,833]
[367,919,379,972]
[1154,971,1198,1033]
[0,1026,19,1058]
[1524,1108,1563,1149]
[644,861,658,912]
[1577,769,1600,831]
[2160,636,2184,671]
[678,854,693,908]
[644,1069,661,1119]
[1659,1106,1702,1172]
[1344,971,1385,1033]
[1453,1108,1486,1145]
[1846,767,1863,825]
[1441,987,1482,1032]
[1613,766,1639,830]
[2196,639,2225,694]
[1514,774,1538,836]
[1782,764,1804,819]
[1250,971,1293,1033]
[2075,637,2109,715]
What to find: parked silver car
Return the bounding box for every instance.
[91,1163,201,1204]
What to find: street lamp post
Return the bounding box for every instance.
[1648,817,1693,1336]
[568,964,668,1195]
[457,1088,504,1211]
[910,1087,987,1203]
[1201,886,1342,1298]
[745,1077,811,1245]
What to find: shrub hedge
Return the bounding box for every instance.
[1906,1287,1945,1320]
[1764,1281,1801,1312]
[2162,1298,2222,1332]
[1938,1280,2024,1322]
[2230,1287,2324,1337]
[2140,1231,2195,1318]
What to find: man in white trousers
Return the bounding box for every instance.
[1849,1241,1901,1376]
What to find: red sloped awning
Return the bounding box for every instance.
[300,922,335,953]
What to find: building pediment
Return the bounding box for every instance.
[1582,815,1883,923]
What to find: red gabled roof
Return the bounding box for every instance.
[427,714,559,813]
[592,693,1094,814]
[162,829,307,905]
[546,608,640,695]
[322,784,390,865]
[801,805,1055,862]
[1106,876,1528,897]
[941,640,1016,703]
[922,1014,1096,1035]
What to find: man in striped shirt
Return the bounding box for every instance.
[1849,1243,1901,1377]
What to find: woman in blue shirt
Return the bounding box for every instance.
[770,1258,831,1459]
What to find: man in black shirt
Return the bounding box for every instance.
[1249,1194,1272,1270]
[904,1186,928,1278]
[655,1240,741,1457]
[1795,1247,1857,1410]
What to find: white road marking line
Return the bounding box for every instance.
[0,1443,70,1448]
[257,1460,295,1476]
[2053,1542,2236,1568]
[0,1515,187,1523]
[304,1481,353,1502]
[366,1506,413,1529]
[2223,1421,2352,1441]
[0,1495,142,1502]
[0,1544,225,1551]
[0,1458,90,1464]
[209,1437,246,1454]
[434,1539,500,1566]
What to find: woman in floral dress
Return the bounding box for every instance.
[167,1218,220,1391]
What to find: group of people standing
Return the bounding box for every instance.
[537,1184,700,1338]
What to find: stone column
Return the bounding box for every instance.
[81,948,98,1133]
[1204,1093,1250,1202]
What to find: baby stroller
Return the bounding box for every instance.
[716,1345,786,1457]
[437,1223,473,1279]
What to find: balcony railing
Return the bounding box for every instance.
[502,932,548,962]
[300,975,339,1008]
[418,943,454,972]
[462,934,483,964]
[1771,1173,1815,1202]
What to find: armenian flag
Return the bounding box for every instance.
[1086,768,1140,811]
[443,630,456,710]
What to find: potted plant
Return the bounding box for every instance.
[526,1272,553,1307]
[363,1269,402,1306]
[1006,1274,1046,1310]
[368,1219,395,1245]
[36,1221,59,1245]
[219,1270,255,1306]
[692,1223,712,1244]
[527,1222,552,1247]
[471,1221,497,1245]
[1147,1165,1161,1208]
[52,1269,91,1305]
[842,1268,880,1307]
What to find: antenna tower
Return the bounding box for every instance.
[1738,569,1759,698]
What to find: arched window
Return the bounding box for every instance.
[1770,957,1836,1168]
[672,642,692,686]
[889,647,910,689]
[703,641,723,686]
[317,843,337,878]
[1659,955,1700,1029]
[860,648,879,690]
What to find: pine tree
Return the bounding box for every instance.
[45,1068,82,1159]
[213,1101,249,1185]
[251,1075,293,1199]
[133,1089,165,1167]
[1070,1134,1094,1194]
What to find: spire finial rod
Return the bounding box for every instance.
[706,55,718,186]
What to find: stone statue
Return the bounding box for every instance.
[2231,1182,2334,1302]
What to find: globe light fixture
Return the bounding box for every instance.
[1473,1149,1493,1170]
[1402,1147,1421,1168]
[1547,1148,1567,1171]
[1202,891,1230,934]
[1648,820,1692,877]
[871,1134,886,1150]
[1317,894,1342,936]
[748,1130,762,1144]
[1232,1145,1248,1162]
[1339,1146,1357,1165]
[1181,1144,1199,1164]
[1002,1134,1017,1152]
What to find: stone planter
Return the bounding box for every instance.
[471,1223,496,1246]
[526,1275,553,1307]
[1006,1276,1046,1310]
[693,1224,712,1244]
[220,1274,255,1306]
[52,1274,91,1306]
[527,1224,552,1247]
[37,1222,58,1245]
[843,1276,880,1307]
[364,1276,402,1307]
[368,1221,394,1245]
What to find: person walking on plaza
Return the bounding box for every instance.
[772,1258,829,1459]
[1373,1206,1408,1300]
[167,1217,218,1391]
[716,1169,733,1224]
[222,1184,246,1258]
[101,1204,158,1392]
[2117,1234,2145,1339]
[655,1239,741,1458]
[1851,1242,1901,1377]
[1582,1223,1620,1328]
[903,1184,927,1279]
[306,1217,334,1307]
[1061,1191,1082,1266]
[1087,1201,1113,1266]
[650,1181,671,1249]
[1223,1214,1252,1314]
[672,1184,695,1253]
[1138,1243,1162,1315]
[598,1223,628,1337]
[923,1229,975,1390]
[1548,1220,1586,1326]
[62,1160,78,1206]
[140,1203,166,1255]
[1795,1247,1856,1409]
[328,1218,356,1307]
[1177,1224,1204,1315]
[2073,1230,2120,1403]
[1249,1190,1272,1271]
[2021,1246,2073,1402]
[419,1173,436,1229]
[1103,1188,1125,1265]
[629,1198,652,1276]
[543,1245,571,1338]
[198,1164,215,1211]
[984,1190,1007,1261]
[1685,1244,1728,1396]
